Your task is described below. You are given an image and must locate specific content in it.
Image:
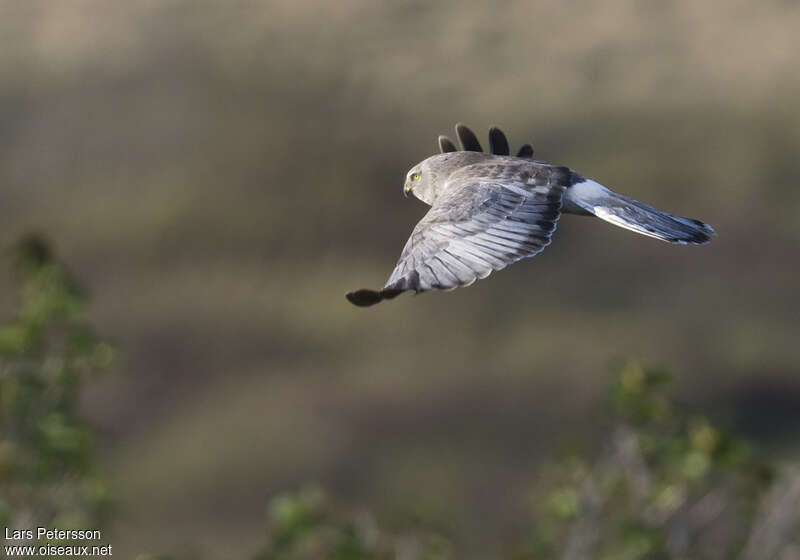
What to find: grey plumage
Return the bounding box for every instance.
[563,179,716,245]
[346,124,715,307]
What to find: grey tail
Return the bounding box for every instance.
[565,178,716,245]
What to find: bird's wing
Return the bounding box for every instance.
[438,125,534,158]
[488,127,510,155]
[346,164,570,306]
[455,123,483,151]
[438,135,458,153]
[516,144,534,158]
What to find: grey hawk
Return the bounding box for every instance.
[347,124,714,307]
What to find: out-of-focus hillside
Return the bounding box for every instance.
[1,1,799,557]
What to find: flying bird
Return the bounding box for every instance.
[347,124,715,307]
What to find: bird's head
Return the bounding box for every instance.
[403,164,427,201]
[403,152,486,205]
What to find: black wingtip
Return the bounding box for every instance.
[346,289,384,307]
[455,123,482,152]
[438,135,458,153]
[516,143,534,158]
[346,288,406,307]
[685,222,717,245]
[488,126,510,155]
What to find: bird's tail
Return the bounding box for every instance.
[564,178,715,245]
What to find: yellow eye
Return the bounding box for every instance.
[411,172,420,181]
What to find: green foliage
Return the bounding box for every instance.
[0,234,113,529]
[254,486,452,560]
[518,361,775,560]
[1,238,796,559]
[253,363,797,560]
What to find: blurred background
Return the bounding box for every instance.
[1,0,799,557]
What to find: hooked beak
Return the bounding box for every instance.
[403,180,411,198]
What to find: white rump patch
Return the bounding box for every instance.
[565,178,612,201]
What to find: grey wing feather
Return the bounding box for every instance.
[346,164,569,307]
[384,166,567,295]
